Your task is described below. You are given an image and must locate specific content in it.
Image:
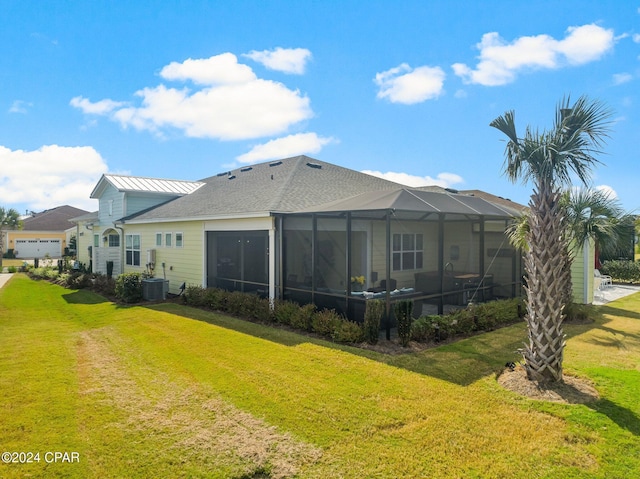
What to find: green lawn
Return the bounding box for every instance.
[1,274,639,478]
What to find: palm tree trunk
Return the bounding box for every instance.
[522,179,566,382]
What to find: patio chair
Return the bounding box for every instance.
[595,269,612,289]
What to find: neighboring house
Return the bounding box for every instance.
[5,205,89,259]
[86,155,527,322]
[69,211,99,269]
[84,174,205,275]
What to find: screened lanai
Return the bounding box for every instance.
[278,188,524,337]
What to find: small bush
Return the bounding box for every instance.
[7,266,17,273]
[363,300,384,345]
[273,300,301,326]
[447,308,475,335]
[92,274,116,296]
[290,303,316,331]
[311,309,343,337]
[332,320,364,343]
[115,272,143,303]
[394,300,414,347]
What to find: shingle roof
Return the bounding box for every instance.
[90,174,205,198]
[23,205,91,231]
[125,156,406,222]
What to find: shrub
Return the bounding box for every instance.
[447,308,475,335]
[290,303,316,331]
[65,272,92,289]
[183,285,208,307]
[115,272,143,303]
[363,300,384,345]
[273,300,301,326]
[332,319,364,343]
[394,300,414,347]
[410,315,452,342]
[92,274,115,296]
[311,309,343,337]
[7,266,17,273]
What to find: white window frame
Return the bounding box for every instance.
[175,232,183,248]
[125,234,141,266]
[392,233,423,271]
[155,233,163,247]
[164,232,172,248]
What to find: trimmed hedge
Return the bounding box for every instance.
[601,260,640,283]
[183,285,363,344]
[411,298,524,343]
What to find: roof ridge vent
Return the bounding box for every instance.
[217,171,230,177]
[240,166,253,172]
[269,161,282,167]
[306,162,322,169]
[228,175,236,180]
[444,188,459,194]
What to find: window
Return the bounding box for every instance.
[155,233,162,247]
[94,235,99,247]
[175,232,183,248]
[108,234,120,247]
[125,234,141,266]
[165,233,172,247]
[392,233,423,271]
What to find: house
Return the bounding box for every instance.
[5,205,89,259]
[82,155,528,322]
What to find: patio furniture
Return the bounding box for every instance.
[595,269,612,289]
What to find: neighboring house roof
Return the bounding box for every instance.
[459,189,528,216]
[69,211,99,223]
[298,187,521,219]
[21,205,90,232]
[90,174,205,198]
[124,155,407,223]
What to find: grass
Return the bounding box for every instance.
[1,274,640,478]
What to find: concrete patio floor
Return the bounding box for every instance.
[593,283,640,305]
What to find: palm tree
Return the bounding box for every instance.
[562,188,629,262]
[490,95,613,383]
[0,207,22,270]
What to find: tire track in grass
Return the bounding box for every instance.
[76,326,322,478]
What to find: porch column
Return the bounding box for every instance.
[269,221,276,303]
[385,210,391,340]
[437,214,444,315]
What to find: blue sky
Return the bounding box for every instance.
[1,0,639,215]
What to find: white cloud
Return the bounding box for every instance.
[375,64,445,104]
[72,53,313,140]
[595,184,618,199]
[613,73,633,85]
[453,24,615,86]
[70,96,126,115]
[243,47,312,74]
[236,132,335,163]
[8,100,32,114]
[0,145,107,211]
[633,33,640,43]
[160,53,257,85]
[361,170,464,189]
